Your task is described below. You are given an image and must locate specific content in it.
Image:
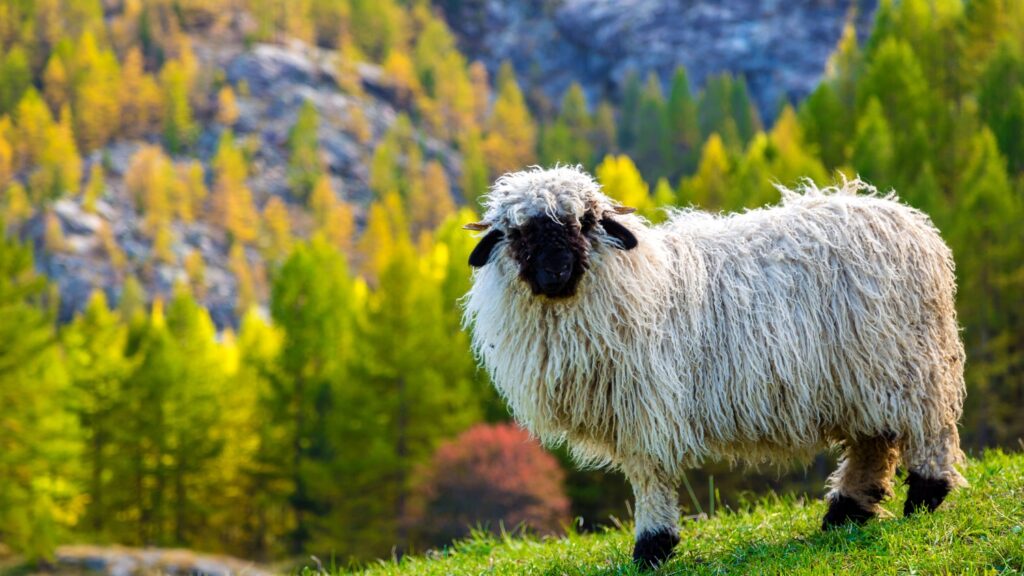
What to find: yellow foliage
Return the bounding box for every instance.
[3,182,32,225]
[82,163,104,213]
[260,196,292,262]
[216,86,239,126]
[212,133,259,245]
[595,155,656,218]
[43,210,65,252]
[411,160,454,234]
[120,48,163,138]
[483,64,536,176]
[679,134,732,209]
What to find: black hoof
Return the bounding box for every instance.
[822,494,875,530]
[904,471,951,516]
[632,528,680,569]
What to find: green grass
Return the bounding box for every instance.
[348,450,1024,575]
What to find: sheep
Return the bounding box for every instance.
[461,166,966,568]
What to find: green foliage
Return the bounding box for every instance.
[288,101,324,201]
[0,233,79,561]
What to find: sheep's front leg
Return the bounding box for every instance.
[624,462,680,568]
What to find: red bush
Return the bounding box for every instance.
[407,423,571,547]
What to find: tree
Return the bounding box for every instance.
[82,163,105,213]
[978,42,1024,173]
[287,101,323,200]
[618,70,642,150]
[216,85,239,126]
[124,145,178,262]
[69,33,122,151]
[407,423,569,547]
[410,160,454,235]
[595,155,655,219]
[62,292,136,536]
[0,232,79,561]
[0,46,31,114]
[632,72,670,179]
[548,83,593,166]
[459,128,489,208]
[679,134,731,210]
[120,48,163,138]
[308,175,355,253]
[666,67,700,175]
[160,59,197,152]
[697,74,741,152]
[212,131,259,245]
[270,238,355,554]
[591,100,618,161]
[850,98,894,186]
[948,128,1024,448]
[483,62,536,176]
[261,196,293,263]
[29,104,82,204]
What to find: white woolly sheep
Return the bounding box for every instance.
[461,166,966,568]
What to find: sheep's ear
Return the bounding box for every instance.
[600,218,638,250]
[611,205,637,215]
[468,230,505,267]
[463,221,490,231]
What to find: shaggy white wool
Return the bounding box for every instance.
[463,167,966,495]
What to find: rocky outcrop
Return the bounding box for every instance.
[438,0,877,120]
[30,39,462,327]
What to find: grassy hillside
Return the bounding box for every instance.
[348,450,1024,575]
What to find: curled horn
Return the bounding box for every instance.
[611,205,637,215]
[463,221,491,231]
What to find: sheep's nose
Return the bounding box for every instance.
[544,261,572,283]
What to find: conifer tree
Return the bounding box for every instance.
[595,155,654,219]
[288,101,323,200]
[62,292,136,536]
[270,238,355,554]
[679,133,731,210]
[120,48,163,138]
[411,160,454,235]
[483,62,536,176]
[591,100,618,161]
[82,162,105,213]
[850,98,894,186]
[618,70,642,150]
[160,59,197,152]
[261,196,293,263]
[0,232,78,560]
[216,85,239,126]
[633,72,670,179]
[459,128,489,208]
[212,131,259,245]
[666,67,700,175]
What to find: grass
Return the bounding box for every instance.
[346,450,1024,575]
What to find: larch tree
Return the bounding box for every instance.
[212,131,259,245]
[287,100,323,201]
[482,62,536,176]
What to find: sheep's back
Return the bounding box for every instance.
[661,192,962,464]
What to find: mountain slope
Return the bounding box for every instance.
[348,450,1024,575]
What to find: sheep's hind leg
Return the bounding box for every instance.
[903,426,965,516]
[822,436,899,530]
[624,461,680,569]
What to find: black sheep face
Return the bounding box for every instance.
[467,210,638,299]
[507,214,594,299]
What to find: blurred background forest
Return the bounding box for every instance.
[1,0,1022,570]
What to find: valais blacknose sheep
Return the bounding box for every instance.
[462,166,966,568]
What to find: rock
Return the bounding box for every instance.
[439,0,877,121]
